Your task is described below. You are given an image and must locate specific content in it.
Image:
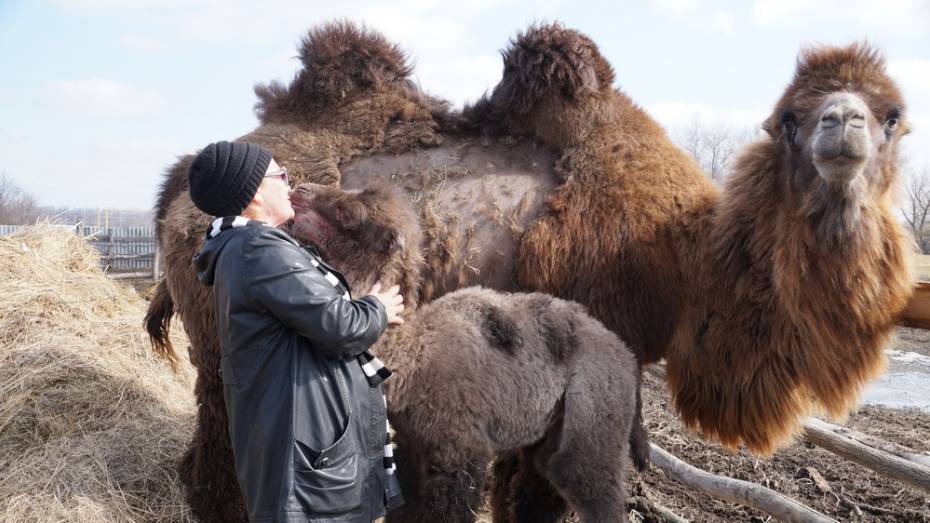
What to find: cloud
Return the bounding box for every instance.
[752,0,930,28]
[0,124,186,209]
[651,2,736,34]
[359,8,469,53]
[707,11,736,33]
[888,59,930,168]
[415,55,502,107]
[43,78,165,120]
[651,0,698,17]
[57,0,183,9]
[889,59,930,95]
[117,33,168,52]
[647,101,768,131]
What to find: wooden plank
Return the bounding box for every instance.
[106,271,153,279]
[899,281,930,329]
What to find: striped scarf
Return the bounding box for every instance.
[207,216,402,505]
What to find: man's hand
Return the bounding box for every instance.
[368,282,405,325]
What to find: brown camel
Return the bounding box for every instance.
[285,182,644,522]
[146,21,912,521]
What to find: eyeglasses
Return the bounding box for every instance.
[265,166,289,187]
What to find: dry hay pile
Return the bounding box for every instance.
[0,225,195,522]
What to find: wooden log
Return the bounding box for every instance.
[629,496,690,523]
[649,443,837,523]
[802,418,930,493]
[807,418,930,468]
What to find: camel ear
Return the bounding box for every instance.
[385,229,405,253]
[333,200,368,231]
[762,118,775,138]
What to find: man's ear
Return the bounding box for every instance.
[242,185,266,216]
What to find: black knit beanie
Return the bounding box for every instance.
[187,141,272,217]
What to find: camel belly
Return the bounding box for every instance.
[340,137,559,298]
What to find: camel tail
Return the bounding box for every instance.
[145,279,179,370]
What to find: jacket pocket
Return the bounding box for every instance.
[293,421,363,515]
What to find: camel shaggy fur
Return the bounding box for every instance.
[146,23,452,521]
[146,21,913,521]
[287,182,645,522]
[490,38,913,454]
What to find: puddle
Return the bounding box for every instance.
[861,349,930,412]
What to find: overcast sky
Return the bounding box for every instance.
[1,0,928,210]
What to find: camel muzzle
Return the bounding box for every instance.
[812,93,873,183]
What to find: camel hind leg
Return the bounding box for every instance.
[489,446,568,523]
[535,352,634,522]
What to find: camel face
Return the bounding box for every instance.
[765,43,908,195]
[287,182,421,297]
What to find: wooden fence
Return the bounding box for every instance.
[0,223,160,279]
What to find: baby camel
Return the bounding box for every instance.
[287,182,647,523]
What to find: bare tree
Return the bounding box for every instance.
[901,161,930,254]
[677,118,755,183]
[0,171,37,225]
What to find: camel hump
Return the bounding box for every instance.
[298,20,412,102]
[494,22,615,114]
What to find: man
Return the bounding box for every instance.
[188,140,404,522]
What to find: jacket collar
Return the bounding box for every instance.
[206,215,268,239]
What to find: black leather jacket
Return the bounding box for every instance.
[193,221,389,522]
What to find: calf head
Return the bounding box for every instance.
[287,182,423,307]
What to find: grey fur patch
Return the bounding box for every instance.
[481,306,523,355]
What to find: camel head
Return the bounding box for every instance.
[762,43,909,233]
[286,182,423,307]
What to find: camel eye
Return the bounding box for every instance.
[885,109,901,130]
[780,110,798,144]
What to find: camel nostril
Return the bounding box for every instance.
[821,110,841,128]
[848,112,866,129]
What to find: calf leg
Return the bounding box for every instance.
[537,363,634,522]
[389,427,491,523]
[492,446,567,523]
[488,452,519,522]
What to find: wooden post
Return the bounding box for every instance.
[153,243,160,280]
